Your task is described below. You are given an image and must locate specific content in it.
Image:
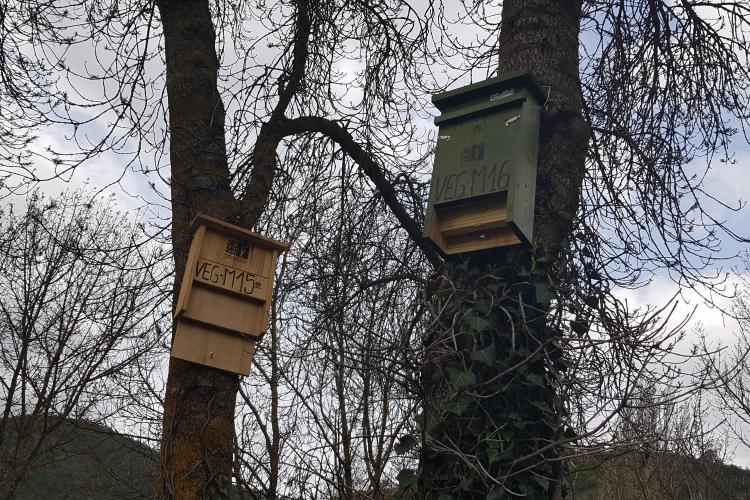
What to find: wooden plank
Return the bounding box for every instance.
[438,199,508,237]
[197,230,279,278]
[171,321,255,375]
[443,226,520,254]
[428,195,520,254]
[189,213,288,252]
[198,230,255,274]
[429,210,448,252]
[182,285,268,337]
[192,257,270,302]
[174,224,206,319]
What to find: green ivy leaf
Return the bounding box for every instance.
[526,373,545,387]
[533,476,550,490]
[397,469,418,490]
[413,411,424,427]
[469,314,492,332]
[500,428,514,440]
[486,490,505,500]
[533,255,551,268]
[445,397,472,415]
[395,435,417,454]
[475,298,494,314]
[447,368,476,389]
[470,346,496,365]
[534,283,554,306]
[519,483,539,496]
[485,439,501,464]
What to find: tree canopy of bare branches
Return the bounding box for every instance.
[0,190,170,498]
[1,0,749,498]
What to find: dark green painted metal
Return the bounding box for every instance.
[424,72,543,248]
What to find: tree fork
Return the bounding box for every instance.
[156,0,241,497]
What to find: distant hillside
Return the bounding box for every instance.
[569,450,750,500]
[0,417,284,499]
[1,417,158,499]
[4,419,750,499]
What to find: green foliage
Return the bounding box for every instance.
[470,346,496,365]
[397,435,419,454]
[405,250,566,499]
[447,368,477,389]
[207,474,232,500]
[398,468,420,491]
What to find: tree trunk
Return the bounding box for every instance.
[156,0,241,497]
[497,0,589,259]
[417,1,588,498]
[268,294,281,499]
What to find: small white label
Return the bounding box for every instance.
[438,135,451,141]
[490,89,514,101]
[505,114,521,126]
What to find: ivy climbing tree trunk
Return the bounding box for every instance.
[156,0,242,497]
[415,1,589,499]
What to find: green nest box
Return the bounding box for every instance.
[424,71,544,255]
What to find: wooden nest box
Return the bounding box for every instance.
[424,71,544,255]
[171,214,288,376]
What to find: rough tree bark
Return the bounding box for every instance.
[156,0,241,497]
[497,0,589,259]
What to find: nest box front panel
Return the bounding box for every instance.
[171,214,287,375]
[192,229,273,302]
[172,321,256,376]
[430,105,522,207]
[424,73,543,255]
[175,228,274,337]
